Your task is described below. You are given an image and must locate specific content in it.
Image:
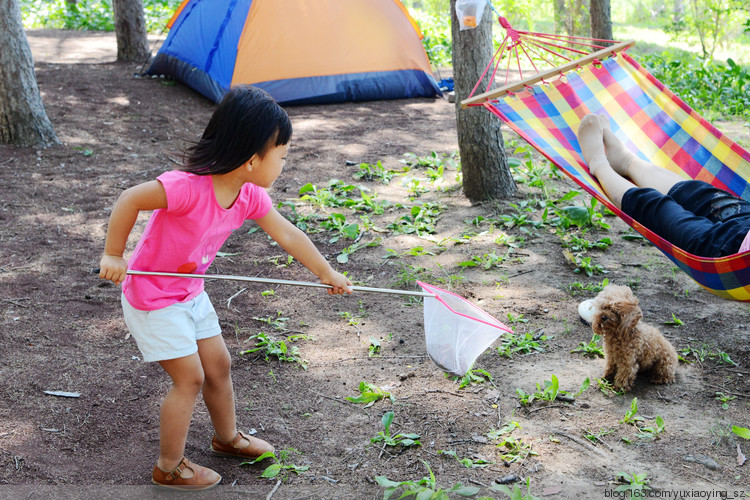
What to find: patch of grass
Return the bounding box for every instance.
[565,278,610,296]
[571,334,605,358]
[353,160,396,184]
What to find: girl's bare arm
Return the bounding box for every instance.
[99,180,167,285]
[255,208,352,295]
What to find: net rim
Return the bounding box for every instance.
[417,281,513,333]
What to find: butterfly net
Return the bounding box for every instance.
[417,282,512,376]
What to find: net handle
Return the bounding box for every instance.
[120,270,434,297]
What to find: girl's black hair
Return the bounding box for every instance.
[182,86,292,175]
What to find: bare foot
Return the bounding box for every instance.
[578,114,608,177]
[600,120,636,177]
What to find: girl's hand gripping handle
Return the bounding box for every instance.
[99,255,128,286]
[319,269,352,295]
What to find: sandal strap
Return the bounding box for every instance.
[165,457,191,480]
[229,431,250,450]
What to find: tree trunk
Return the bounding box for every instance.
[450,0,515,203]
[112,0,150,63]
[553,0,566,34]
[0,0,59,147]
[590,0,613,45]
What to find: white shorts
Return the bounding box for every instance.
[121,292,222,362]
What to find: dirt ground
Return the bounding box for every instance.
[1,30,749,499]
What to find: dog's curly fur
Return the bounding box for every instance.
[591,285,678,392]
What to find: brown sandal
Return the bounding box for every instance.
[210,430,274,460]
[152,457,221,490]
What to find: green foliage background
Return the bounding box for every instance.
[18,0,750,119]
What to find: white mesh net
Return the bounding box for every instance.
[418,282,512,376]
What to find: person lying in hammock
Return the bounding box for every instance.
[577,113,750,258]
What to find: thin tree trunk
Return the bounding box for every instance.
[112,0,150,63]
[590,0,613,46]
[450,0,516,203]
[0,0,59,147]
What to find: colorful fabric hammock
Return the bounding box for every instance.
[463,37,750,301]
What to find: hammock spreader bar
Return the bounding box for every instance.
[461,18,750,302]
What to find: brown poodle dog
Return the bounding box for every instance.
[591,285,678,392]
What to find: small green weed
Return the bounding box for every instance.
[489,477,541,500]
[597,377,625,397]
[497,331,546,357]
[680,344,738,366]
[345,381,395,407]
[715,392,737,410]
[437,449,492,469]
[614,471,650,496]
[371,411,421,448]
[663,313,684,327]
[240,332,309,369]
[620,397,644,425]
[516,375,589,406]
[457,250,508,270]
[354,160,396,184]
[241,448,309,481]
[368,337,383,357]
[565,278,609,296]
[388,203,442,236]
[571,334,605,358]
[445,368,493,389]
[375,460,479,500]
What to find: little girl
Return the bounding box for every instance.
[99,86,352,490]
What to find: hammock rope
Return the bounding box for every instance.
[463,17,750,302]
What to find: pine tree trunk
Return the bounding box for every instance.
[450,0,515,203]
[0,0,59,147]
[590,0,613,45]
[113,0,150,63]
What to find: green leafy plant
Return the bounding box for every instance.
[516,375,589,406]
[240,332,309,369]
[457,250,508,270]
[583,428,615,445]
[241,448,309,481]
[663,313,684,326]
[733,425,750,439]
[680,344,737,366]
[446,368,493,389]
[489,477,541,500]
[597,377,625,397]
[614,471,650,496]
[715,392,737,410]
[388,203,442,236]
[320,212,360,243]
[620,397,644,425]
[371,411,421,448]
[345,381,395,407]
[375,460,479,500]
[497,332,547,357]
[354,160,396,184]
[565,278,609,296]
[571,334,605,358]
[368,337,382,357]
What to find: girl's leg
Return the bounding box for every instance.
[578,114,636,207]
[196,335,238,442]
[198,335,274,457]
[597,115,686,195]
[157,353,205,472]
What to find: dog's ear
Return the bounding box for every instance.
[616,301,642,336]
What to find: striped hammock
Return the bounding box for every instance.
[463,37,750,301]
